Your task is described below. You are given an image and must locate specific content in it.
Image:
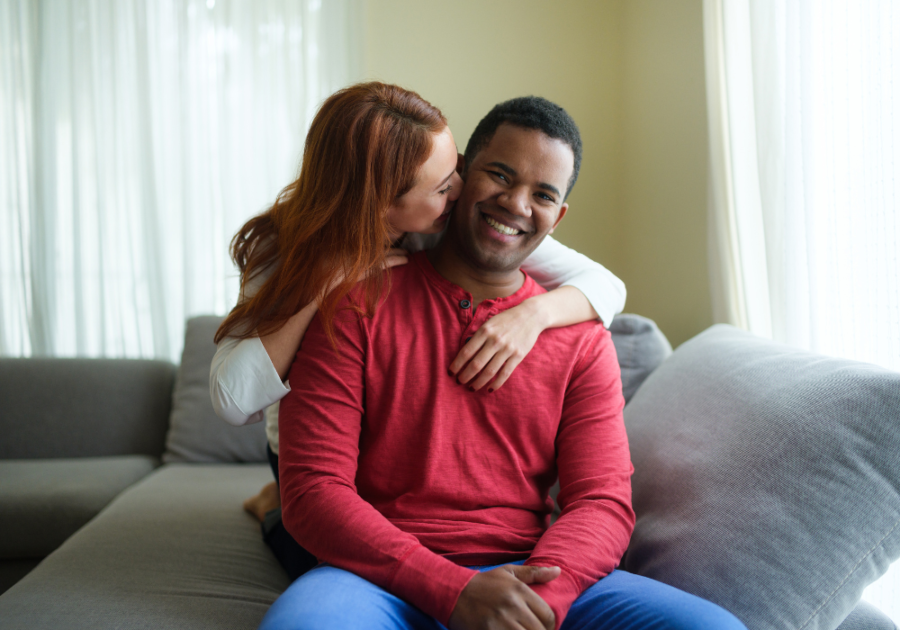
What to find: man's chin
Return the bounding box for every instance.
[462,242,528,274]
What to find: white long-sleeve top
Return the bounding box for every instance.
[209,234,626,453]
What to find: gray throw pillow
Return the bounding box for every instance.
[163,316,268,463]
[609,313,673,404]
[622,325,900,630]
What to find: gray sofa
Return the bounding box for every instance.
[1,315,897,630]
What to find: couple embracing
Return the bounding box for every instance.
[211,82,745,630]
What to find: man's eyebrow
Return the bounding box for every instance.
[487,161,561,198]
[537,182,562,198]
[486,161,516,177]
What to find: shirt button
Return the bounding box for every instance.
[459,299,471,309]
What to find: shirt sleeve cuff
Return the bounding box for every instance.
[527,566,583,630]
[389,545,478,625]
[210,335,290,426]
[560,276,625,329]
[520,236,626,328]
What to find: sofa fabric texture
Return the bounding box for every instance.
[0,465,289,630]
[164,316,268,464]
[622,325,900,630]
[608,313,672,403]
[0,358,175,459]
[0,456,158,558]
[836,602,898,630]
[164,314,661,466]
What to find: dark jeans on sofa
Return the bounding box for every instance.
[262,445,318,581]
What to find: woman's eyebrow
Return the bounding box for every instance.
[434,170,455,190]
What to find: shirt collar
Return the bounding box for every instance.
[411,250,537,311]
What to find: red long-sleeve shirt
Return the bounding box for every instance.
[278,251,634,629]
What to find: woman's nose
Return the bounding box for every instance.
[449,173,463,200]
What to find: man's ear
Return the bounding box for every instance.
[456,153,466,179]
[548,203,568,234]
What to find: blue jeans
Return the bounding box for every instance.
[258,562,747,630]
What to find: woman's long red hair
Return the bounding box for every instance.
[214,82,447,345]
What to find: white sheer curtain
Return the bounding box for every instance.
[0,0,361,362]
[704,0,899,621]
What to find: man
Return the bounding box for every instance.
[261,98,746,630]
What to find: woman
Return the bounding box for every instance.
[210,82,626,577]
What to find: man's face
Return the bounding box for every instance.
[448,124,573,273]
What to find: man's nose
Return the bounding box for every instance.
[497,187,531,217]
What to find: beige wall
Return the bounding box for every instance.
[617,0,712,346]
[363,0,711,347]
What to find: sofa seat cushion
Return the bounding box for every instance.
[0,464,290,630]
[0,456,159,558]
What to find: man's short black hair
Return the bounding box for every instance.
[463,96,582,200]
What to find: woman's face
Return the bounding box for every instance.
[387,127,463,239]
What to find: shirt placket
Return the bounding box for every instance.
[458,298,496,350]
[455,295,480,349]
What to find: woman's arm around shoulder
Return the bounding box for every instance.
[521,235,626,328]
[210,248,410,426]
[210,335,288,427]
[208,260,313,427]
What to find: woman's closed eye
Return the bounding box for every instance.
[438,184,453,196]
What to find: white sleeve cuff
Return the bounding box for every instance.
[209,335,290,426]
[521,236,627,327]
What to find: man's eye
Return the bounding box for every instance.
[537,193,555,203]
[488,171,508,182]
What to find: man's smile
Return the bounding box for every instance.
[480,211,528,238]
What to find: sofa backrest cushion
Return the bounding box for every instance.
[164,313,671,465]
[0,358,175,459]
[163,316,268,463]
[622,324,900,630]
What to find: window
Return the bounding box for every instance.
[705,0,899,620]
[0,0,360,361]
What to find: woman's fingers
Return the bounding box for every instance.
[384,247,409,269]
[449,334,482,375]
[453,333,499,384]
[451,307,542,391]
[353,250,407,283]
[465,350,508,391]
[383,253,409,269]
[453,336,524,392]
[475,353,521,392]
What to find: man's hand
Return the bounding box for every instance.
[448,564,560,630]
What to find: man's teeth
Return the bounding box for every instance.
[484,215,520,236]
